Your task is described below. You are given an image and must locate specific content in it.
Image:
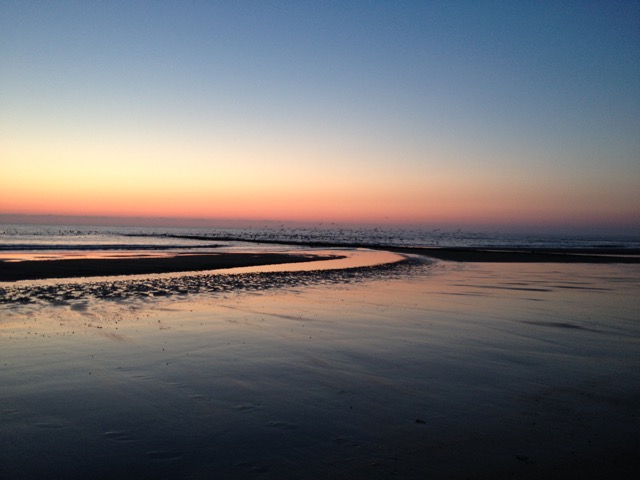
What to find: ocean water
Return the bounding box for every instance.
[1,223,638,251]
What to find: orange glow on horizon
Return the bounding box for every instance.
[2,175,638,229]
[2,132,638,230]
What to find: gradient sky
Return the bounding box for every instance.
[2,1,639,232]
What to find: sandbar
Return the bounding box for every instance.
[393,246,640,263]
[2,243,638,285]
[0,252,341,282]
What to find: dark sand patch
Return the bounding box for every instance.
[0,252,340,282]
[0,255,420,306]
[391,246,640,263]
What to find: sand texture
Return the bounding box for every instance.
[1,259,639,479]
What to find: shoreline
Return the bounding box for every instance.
[1,245,639,282]
[391,246,640,263]
[152,234,640,263]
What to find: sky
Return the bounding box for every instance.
[1,1,639,233]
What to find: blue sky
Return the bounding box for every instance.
[2,1,639,232]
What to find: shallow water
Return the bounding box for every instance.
[3,223,639,250]
[1,261,639,479]
[0,249,409,305]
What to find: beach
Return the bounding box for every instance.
[1,248,639,479]
[4,0,640,476]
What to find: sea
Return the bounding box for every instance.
[1,223,639,252]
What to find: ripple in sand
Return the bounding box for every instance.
[520,320,598,331]
[234,403,263,412]
[267,420,299,430]
[103,430,136,443]
[34,422,65,429]
[144,450,184,461]
[0,256,424,307]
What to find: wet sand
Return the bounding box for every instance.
[391,246,640,263]
[2,246,637,283]
[0,252,340,282]
[1,257,639,479]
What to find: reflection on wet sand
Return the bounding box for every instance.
[0,249,408,305]
[1,261,639,479]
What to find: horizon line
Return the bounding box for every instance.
[0,213,638,236]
